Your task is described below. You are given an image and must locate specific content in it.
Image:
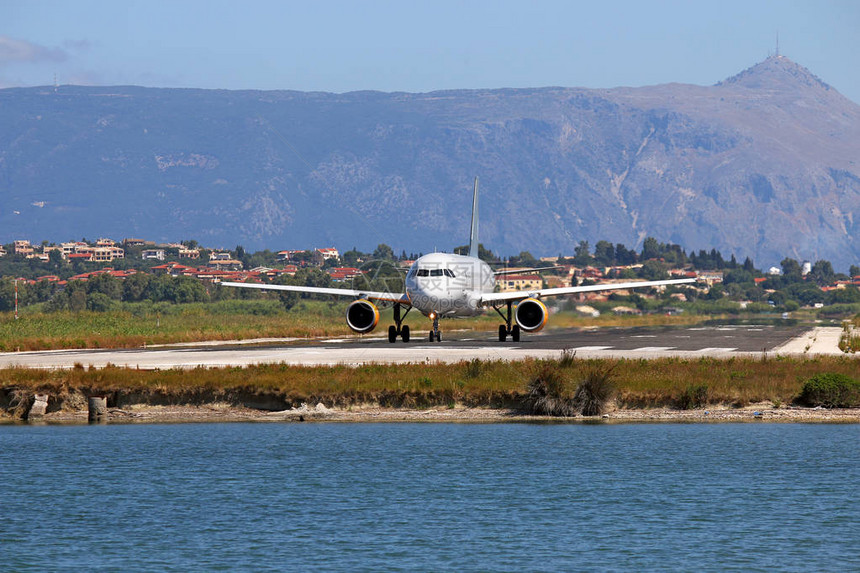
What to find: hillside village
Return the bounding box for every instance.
[2,236,860,315]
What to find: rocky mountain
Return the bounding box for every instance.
[1,55,859,269]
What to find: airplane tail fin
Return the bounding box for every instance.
[468,177,479,258]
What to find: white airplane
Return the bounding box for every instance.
[223,178,695,343]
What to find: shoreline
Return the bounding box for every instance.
[6,403,860,425]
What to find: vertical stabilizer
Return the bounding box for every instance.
[468,177,479,259]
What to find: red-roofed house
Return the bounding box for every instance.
[316,247,339,260]
[152,262,197,276]
[328,267,365,281]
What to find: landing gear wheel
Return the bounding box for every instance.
[390,303,412,343]
[493,301,518,344]
[430,314,441,343]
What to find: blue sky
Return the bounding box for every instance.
[2,0,859,102]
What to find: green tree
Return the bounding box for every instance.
[48,249,64,271]
[615,243,637,265]
[86,274,121,300]
[144,275,175,302]
[641,237,660,260]
[509,251,538,266]
[67,282,87,311]
[850,264,860,278]
[786,283,825,306]
[247,250,278,269]
[453,243,497,262]
[639,259,668,281]
[826,286,860,304]
[703,283,725,300]
[122,273,152,302]
[0,279,23,311]
[341,247,365,266]
[723,269,754,285]
[809,260,835,286]
[781,258,803,283]
[86,292,115,312]
[372,243,395,261]
[573,240,593,266]
[173,277,208,303]
[593,240,615,266]
[273,275,299,310]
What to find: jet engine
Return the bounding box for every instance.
[515,298,548,332]
[346,299,380,334]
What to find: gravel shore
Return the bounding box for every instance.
[11,402,860,424]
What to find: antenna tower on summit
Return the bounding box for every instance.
[775,31,780,57]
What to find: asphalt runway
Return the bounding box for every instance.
[0,321,828,370]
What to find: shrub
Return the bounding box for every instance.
[677,383,709,410]
[524,364,576,417]
[464,358,483,379]
[796,373,860,408]
[558,348,576,368]
[573,363,617,416]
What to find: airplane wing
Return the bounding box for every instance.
[220,281,410,304]
[479,278,696,305]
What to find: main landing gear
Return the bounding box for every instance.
[429,312,441,342]
[494,301,520,342]
[387,303,411,343]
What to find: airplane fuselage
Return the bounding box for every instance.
[405,252,496,317]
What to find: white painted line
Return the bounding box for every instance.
[573,346,614,351]
[632,346,676,352]
[696,347,738,353]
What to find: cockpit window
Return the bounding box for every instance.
[415,268,455,278]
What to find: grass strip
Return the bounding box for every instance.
[0,302,712,351]
[2,355,858,416]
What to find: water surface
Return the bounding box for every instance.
[1,423,857,571]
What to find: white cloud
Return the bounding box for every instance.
[0,36,67,65]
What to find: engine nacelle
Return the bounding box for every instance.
[515,298,548,332]
[346,299,380,334]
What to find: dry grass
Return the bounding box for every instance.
[0,302,715,352]
[2,355,858,417]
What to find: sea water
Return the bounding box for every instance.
[1,422,857,572]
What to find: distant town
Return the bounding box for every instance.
[1,236,860,315]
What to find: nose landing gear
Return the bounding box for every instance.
[429,313,441,342]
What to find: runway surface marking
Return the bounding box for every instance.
[0,325,849,369]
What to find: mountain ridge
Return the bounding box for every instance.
[1,56,858,269]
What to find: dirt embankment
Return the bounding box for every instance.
[2,387,858,424]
